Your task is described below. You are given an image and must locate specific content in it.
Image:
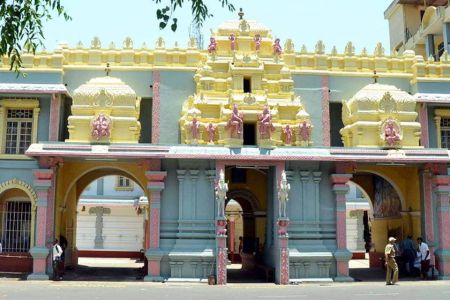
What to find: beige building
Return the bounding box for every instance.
[385,0,450,59]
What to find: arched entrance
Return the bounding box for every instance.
[55,162,149,281]
[347,169,419,281]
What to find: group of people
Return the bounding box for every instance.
[385,236,430,285]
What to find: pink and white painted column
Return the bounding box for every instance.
[28,169,54,280]
[433,175,450,279]
[330,173,354,282]
[144,169,167,282]
[275,163,290,285]
[216,217,227,285]
[422,167,436,265]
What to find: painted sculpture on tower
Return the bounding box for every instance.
[206,123,216,144]
[215,169,228,218]
[91,113,111,141]
[283,125,293,145]
[189,117,200,142]
[298,121,311,146]
[382,119,401,147]
[273,38,282,55]
[254,34,262,52]
[278,170,290,218]
[259,106,275,139]
[208,37,217,54]
[226,104,244,139]
[229,34,236,51]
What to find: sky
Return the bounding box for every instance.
[42,0,394,54]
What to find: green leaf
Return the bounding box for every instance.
[159,22,167,29]
[171,22,177,32]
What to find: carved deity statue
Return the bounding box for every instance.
[254,34,262,52]
[258,106,275,139]
[283,124,293,145]
[208,37,217,54]
[206,122,216,144]
[226,104,243,139]
[298,121,311,144]
[215,169,228,218]
[190,117,200,140]
[278,170,290,218]
[384,119,400,146]
[91,113,111,140]
[273,38,282,55]
[229,34,236,51]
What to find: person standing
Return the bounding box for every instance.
[52,239,63,281]
[417,237,430,280]
[385,237,399,285]
[401,235,416,276]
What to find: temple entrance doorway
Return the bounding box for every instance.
[347,170,417,282]
[225,166,273,283]
[56,163,149,281]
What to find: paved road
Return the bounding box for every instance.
[0,280,449,300]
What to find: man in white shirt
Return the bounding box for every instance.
[52,239,63,280]
[417,237,430,280]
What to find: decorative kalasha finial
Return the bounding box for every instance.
[283,125,293,145]
[373,70,379,84]
[258,106,275,139]
[384,119,400,146]
[273,38,282,55]
[229,33,236,51]
[215,169,228,218]
[91,113,111,140]
[226,104,243,138]
[278,170,290,218]
[105,63,111,76]
[254,34,262,52]
[208,37,217,54]
[238,8,244,20]
[206,122,216,144]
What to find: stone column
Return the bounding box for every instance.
[28,169,54,280]
[443,22,450,54]
[277,218,290,284]
[425,34,436,60]
[330,173,354,282]
[144,170,167,282]
[433,175,450,279]
[422,167,436,263]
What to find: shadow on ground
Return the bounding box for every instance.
[62,264,144,281]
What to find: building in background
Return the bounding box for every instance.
[1,4,450,283]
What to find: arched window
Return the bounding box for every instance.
[0,193,32,253]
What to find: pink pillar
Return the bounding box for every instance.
[433,175,450,279]
[330,173,354,282]
[144,170,167,282]
[422,168,436,265]
[228,217,235,260]
[216,218,227,285]
[418,103,429,148]
[277,219,290,285]
[49,94,61,141]
[28,169,54,280]
[321,76,330,147]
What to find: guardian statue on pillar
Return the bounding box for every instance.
[215,169,228,218]
[254,34,262,52]
[229,33,236,51]
[278,170,290,218]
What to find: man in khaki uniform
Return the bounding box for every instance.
[385,236,399,285]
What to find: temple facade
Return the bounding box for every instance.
[1,7,450,283]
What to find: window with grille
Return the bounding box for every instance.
[441,117,450,149]
[0,201,32,253]
[5,109,33,154]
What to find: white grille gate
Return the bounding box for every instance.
[0,201,32,252]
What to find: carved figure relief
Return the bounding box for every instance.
[206,123,216,144]
[229,34,236,51]
[226,104,244,139]
[254,34,262,52]
[283,125,293,145]
[278,170,290,218]
[379,92,397,113]
[298,121,311,144]
[208,37,217,54]
[215,169,228,218]
[273,38,282,55]
[381,119,401,147]
[258,106,275,139]
[91,113,111,140]
[189,117,200,140]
